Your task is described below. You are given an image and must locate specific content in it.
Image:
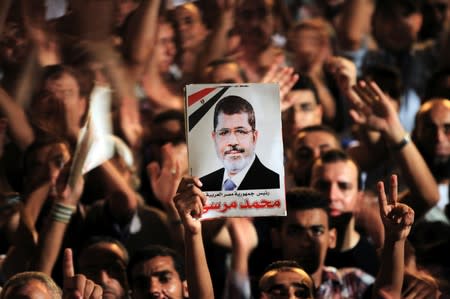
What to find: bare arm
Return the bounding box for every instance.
[336,0,374,51]
[347,80,440,218]
[123,0,162,78]
[98,160,138,223]
[373,175,414,298]
[194,0,236,80]
[174,177,214,299]
[0,87,35,150]
[33,180,83,275]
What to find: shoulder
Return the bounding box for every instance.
[200,168,225,191]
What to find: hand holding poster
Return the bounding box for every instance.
[185,83,286,219]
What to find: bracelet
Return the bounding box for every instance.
[391,133,411,151]
[50,202,76,224]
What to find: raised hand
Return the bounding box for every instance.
[260,63,299,111]
[174,177,207,235]
[147,143,182,207]
[326,56,357,94]
[377,175,414,242]
[63,248,103,299]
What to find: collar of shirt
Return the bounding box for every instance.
[221,154,256,191]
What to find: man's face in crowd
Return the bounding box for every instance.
[209,63,244,84]
[213,112,258,176]
[416,99,450,161]
[2,279,55,299]
[291,130,340,186]
[421,0,450,38]
[310,160,360,217]
[278,208,336,275]
[285,90,322,133]
[236,0,275,50]
[26,142,71,196]
[290,28,327,72]
[373,5,423,52]
[131,255,188,299]
[175,3,208,51]
[260,269,315,299]
[45,72,87,130]
[156,22,177,75]
[79,242,128,299]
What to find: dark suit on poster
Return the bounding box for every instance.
[200,156,280,191]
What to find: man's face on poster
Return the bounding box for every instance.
[213,112,258,176]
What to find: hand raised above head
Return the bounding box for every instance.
[377,175,414,242]
[174,177,207,235]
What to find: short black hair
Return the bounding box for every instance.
[296,125,340,142]
[213,95,255,131]
[204,58,248,83]
[318,149,362,190]
[274,187,331,229]
[291,75,321,105]
[362,64,403,101]
[128,245,185,285]
[79,236,130,265]
[263,260,303,273]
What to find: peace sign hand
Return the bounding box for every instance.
[377,175,414,242]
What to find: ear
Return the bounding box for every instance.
[212,131,216,140]
[315,104,323,121]
[253,130,259,143]
[409,12,423,34]
[182,280,189,298]
[270,227,281,249]
[328,227,337,249]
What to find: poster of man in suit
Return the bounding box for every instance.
[185,83,286,218]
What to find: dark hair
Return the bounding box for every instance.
[296,125,340,143]
[362,65,403,101]
[263,260,303,274]
[424,67,450,101]
[274,187,331,229]
[128,245,185,285]
[42,64,94,99]
[204,58,248,83]
[80,236,130,265]
[213,95,255,131]
[318,149,362,190]
[291,75,321,105]
[375,0,421,16]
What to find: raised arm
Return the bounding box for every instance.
[0,87,35,150]
[174,177,214,299]
[373,174,414,299]
[347,80,440,218]
[123,0,162,78]
[336,0,374,51]
[33,179,83,275]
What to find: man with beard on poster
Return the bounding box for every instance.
[200,95,280,192]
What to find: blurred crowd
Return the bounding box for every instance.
[0,0,449,298]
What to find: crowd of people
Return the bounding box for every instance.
[0,0,449,298]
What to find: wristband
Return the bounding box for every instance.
[50,202,77,224]
[391,133,411,151]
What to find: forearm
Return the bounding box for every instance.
[124,0,161,67]
[185,230,214,299]
[311,75,336,121]
[194,11,234,79]
[0,88,35,150]
[337,0,374,51]
[99,161,138,219]
[383,128,439,214]
[374,237,405,298]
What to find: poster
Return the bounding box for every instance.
[185,83,286,219]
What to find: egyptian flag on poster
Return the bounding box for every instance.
[184,83,287,220]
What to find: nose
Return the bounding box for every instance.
[149,277,163,297]
[436,127,447,143]
[328,183,341,203]
[99,270,110,285]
